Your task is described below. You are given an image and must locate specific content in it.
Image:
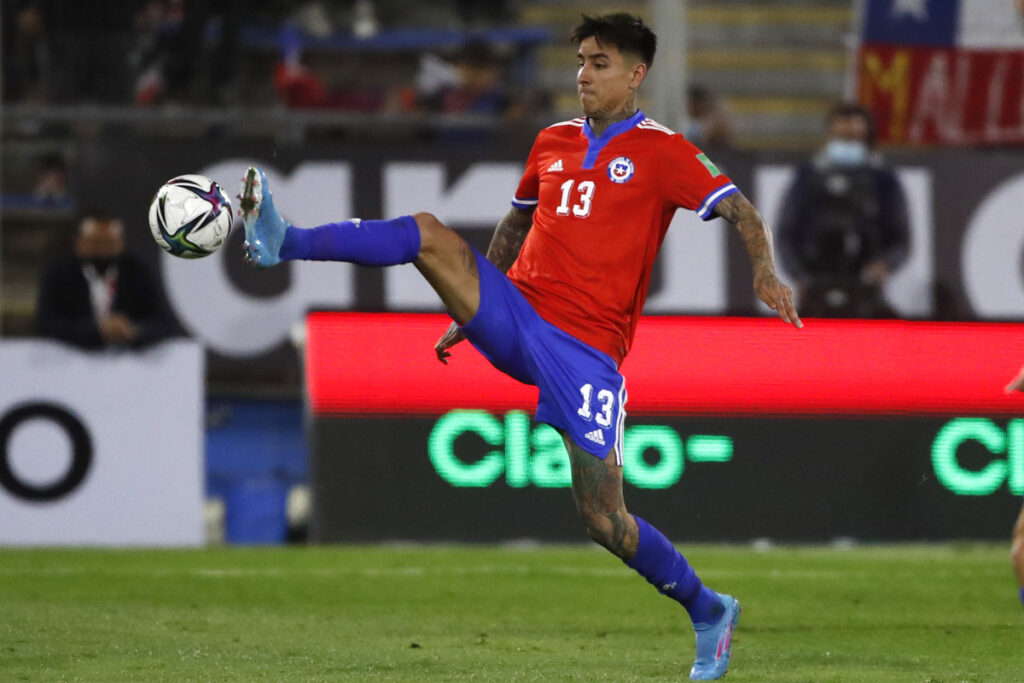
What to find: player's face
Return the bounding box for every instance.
[576,37,645,118]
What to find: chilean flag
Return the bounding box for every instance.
[857,0,1024,144]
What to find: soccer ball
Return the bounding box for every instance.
[148,174,233,258]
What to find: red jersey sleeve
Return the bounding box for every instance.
[511,135,542,210]
[660,135,738,221]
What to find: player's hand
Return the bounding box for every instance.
[860,259,890,286]
[100,313,138,344]
[1005,365,1024,393]
[755,272,803,329]
[435,322,466,364]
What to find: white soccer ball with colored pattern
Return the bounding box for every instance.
[148,174,233,258]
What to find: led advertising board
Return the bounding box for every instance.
[307,313,1024,416]
[306,313,1024,542]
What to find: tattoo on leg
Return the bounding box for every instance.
[459,239,476,274]
[562,433,638,560]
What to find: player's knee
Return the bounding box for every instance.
[412,212,449,254]
[412,211,442,230]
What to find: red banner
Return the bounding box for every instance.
[305,312,1024,417]
[858,45,1024,145]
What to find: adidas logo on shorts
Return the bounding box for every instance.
[546,159,564,173]
[584,429,605,446]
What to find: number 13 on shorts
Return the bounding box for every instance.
[577,383,615,427]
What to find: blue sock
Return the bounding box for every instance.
[627,515,724,626]
[279,216,421,266]
[1019,587,1024,606]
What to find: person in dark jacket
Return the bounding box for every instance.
[36,210,178,349]
[777,103,910,318]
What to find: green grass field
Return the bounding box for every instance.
[1,544,1021,682]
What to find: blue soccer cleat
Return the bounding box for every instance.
[689,593,741,680]
[239,166,288,267]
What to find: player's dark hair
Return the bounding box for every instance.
[570,13,657,67]
[827,102,877,147]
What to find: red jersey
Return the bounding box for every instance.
[507,111,737,365]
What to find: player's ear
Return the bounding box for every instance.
[629,62,647,90]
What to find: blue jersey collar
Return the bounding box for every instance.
[581,110,645,170]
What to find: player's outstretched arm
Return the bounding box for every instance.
[714,192,803,329]
[435,206,536,363]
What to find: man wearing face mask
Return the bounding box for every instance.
[776,102,910,318]
[36,210,178,349]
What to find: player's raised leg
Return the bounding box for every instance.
[562,436,740,681]
[239,166,480,324]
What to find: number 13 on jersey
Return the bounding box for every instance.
[557,180,595,218]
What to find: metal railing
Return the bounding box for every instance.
[1,104,532,139]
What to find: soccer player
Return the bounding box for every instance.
[240,14,801,679]
[1005,368,1024,606]
[1013,505,1024,607]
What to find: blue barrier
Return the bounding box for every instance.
[206,399,306,544]
[224,478,290,544]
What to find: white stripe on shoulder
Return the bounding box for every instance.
[638,119,676,135]
[547,118,585,129]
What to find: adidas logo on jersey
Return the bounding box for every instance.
[584,429,605,446]
[546,159,564,173]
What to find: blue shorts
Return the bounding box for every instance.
[460,249,626,461]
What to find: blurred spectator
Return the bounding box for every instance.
[351,0,379,38]
[131,0,224,105]
[272,19,386,111]
[414,41,519,118]
[292,1,335,38]
[777,102,910,318]
[409,52,459,107]
[127,0,243,106]
[685,84,733,149]
[4,0,240,106]
[272,20,330,109]
[37,211,178,350]
[454,0,511,28]
[273,60,330,109]
[2,1,51,103]
[33,153,68,202]
[130,0,175,105]
[42,0,136,103]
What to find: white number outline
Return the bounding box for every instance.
[577,383,615,427]
[555,179,596,218]
[573,180,595,218]
[595,388,614,427]
[556,179,574,216]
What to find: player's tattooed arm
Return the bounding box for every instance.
[714,192,803,328]
[486,206,534,274]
